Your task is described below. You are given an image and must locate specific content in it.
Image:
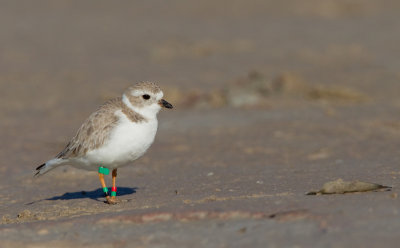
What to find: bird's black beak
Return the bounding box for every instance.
[159,99,173,109]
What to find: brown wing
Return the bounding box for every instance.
[56,98,122,159]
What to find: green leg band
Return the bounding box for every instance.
[111,191,117,197]
[103,187,109,195]
[98,166,110,175]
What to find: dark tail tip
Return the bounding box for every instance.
[36,163,45,171]
[34,163,46,177]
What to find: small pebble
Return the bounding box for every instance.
[37,229,49,235]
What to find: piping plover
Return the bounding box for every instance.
[35,82,173,204]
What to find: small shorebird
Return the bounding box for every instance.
[35,82,173,204]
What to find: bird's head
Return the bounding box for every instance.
[123,82,173,118]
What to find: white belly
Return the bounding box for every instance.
[79,113,158,169]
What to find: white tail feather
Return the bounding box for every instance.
[35,158,65,177]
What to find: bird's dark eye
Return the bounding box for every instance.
[142,94,150,100]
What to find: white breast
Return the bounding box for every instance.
[84,110,158,168]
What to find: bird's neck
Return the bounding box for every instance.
[122,94,159,121]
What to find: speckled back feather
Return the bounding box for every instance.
[56,97,146,158]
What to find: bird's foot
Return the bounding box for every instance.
[106,196,120,205]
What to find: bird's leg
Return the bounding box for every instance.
[109,169,119,203]
[98,166,118,204]
[98,170,111,203]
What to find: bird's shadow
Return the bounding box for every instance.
[26,187,137,205]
